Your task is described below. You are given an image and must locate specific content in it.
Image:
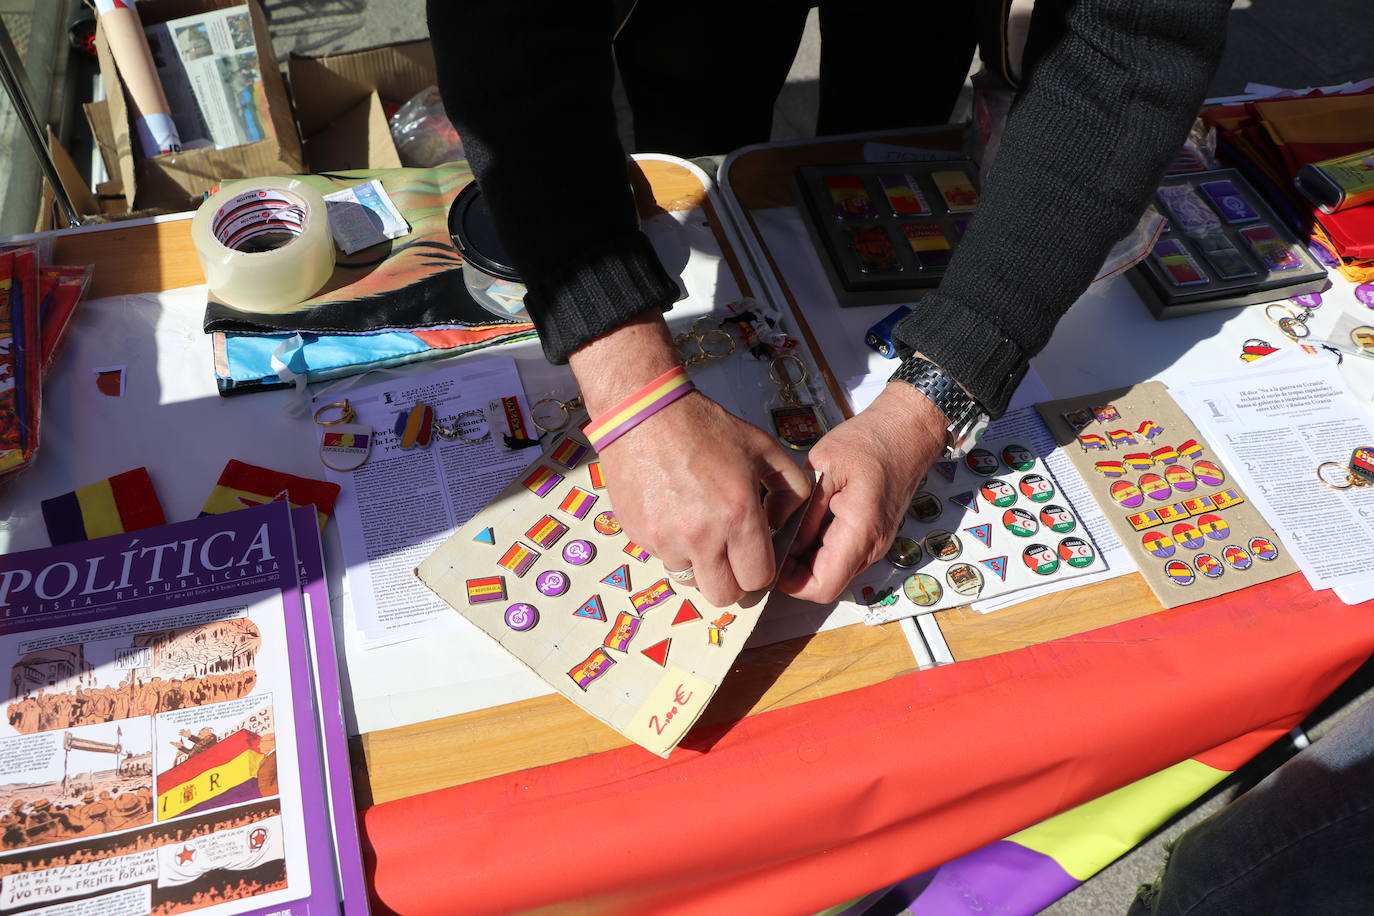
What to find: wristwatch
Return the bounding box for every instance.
[889,354,990,459]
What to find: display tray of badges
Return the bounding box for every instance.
[794,161,981,308]
[417,431,766,757]
[1128,169,1329,319]
[851,437,1107,624]
[1037,382,1297,608]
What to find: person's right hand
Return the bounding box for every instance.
[569,311,811,608]
[596,390,811,607]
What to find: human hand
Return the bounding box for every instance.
[598,392,812,607]
[778,382,948,603]
[569,311,811,607]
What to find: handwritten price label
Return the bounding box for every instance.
[625,669,713,757]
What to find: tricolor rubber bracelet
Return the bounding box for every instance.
[584,366,695,452]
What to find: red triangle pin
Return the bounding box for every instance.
[641,638,671,667]
[600,564,631,591]
[672,599,702,625]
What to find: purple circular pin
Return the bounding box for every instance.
[504,603,539,631]
[1356,283,1374,308]
[1289,292,1322,309]
[562,539,596,566]
[535,569,569,597]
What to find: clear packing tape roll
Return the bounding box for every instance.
[191,177,336,313]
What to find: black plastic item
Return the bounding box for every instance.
[448,181,523,282]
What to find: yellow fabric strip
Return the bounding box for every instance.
[74,478,124,539]
[1009,758,1228,881]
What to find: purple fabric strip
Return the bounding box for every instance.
[886,840,1081,916]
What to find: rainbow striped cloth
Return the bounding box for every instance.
[41,468,166,545]
[828,726,1284,916]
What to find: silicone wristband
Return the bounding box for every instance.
[584,366,695,452]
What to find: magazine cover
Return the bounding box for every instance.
[0,502,348,915]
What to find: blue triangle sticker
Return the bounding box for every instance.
[573,594,607,621]
[934,460,959,482]
[949,490,978,512]
[601,564,631,591]
[964,524,992,548]
[979,556,1009,581]
[473,527,495,545]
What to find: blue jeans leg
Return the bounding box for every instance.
[1130,695,1374,915]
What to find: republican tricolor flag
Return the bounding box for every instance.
[199,460,340,531]
[41,467,165,545]
[156,729,265,820]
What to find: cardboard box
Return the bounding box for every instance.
[287,39,437,172]
[94,0,303,213]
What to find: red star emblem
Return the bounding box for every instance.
[175,845,196,865]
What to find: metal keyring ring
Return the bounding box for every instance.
[700,328,735,359]
[768,353,807,388]
[1316,461,1355,490]
[531,397,573,433]
[1278,316,1310,339]
[313,400,356,425]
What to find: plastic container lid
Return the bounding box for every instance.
[449,181,523,282]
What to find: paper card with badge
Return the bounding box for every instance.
[416,430,806,757]
[1038,381,1297,608]
[850,437,1107,624]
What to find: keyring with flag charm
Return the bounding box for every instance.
[313,399,372,471]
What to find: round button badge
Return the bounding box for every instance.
[1018,473,1055,503]
[1164,464,1197,492]
[979,478,1017,508]
[1172,522,1206,551]
[1249,537,1280,560]
[1022,543,1059,575]
[593,511,622,535]
[1003,508,1038,537]
[1138,473,1171,501]
[1001,444,1036,472]
[562,539,597,565]
[1196,513,1230,541]
[1142,530,1175,559]
[1039,504,1076,534]
[1195,553,1224,578]
[903,573,943,606]
[908,491,943,524]
[1355,283,1374,308]
[886,536,923,569]
[1109,480,1144,509]
[1165,559,1195,586]
[536,569,570,597]
[1353,326,1374,357]
[1223,545,1253,570]
[504,603,539,631]
[1192,460,1226,487]
[923,529,963,562]
[945,562,984,597]
[965,448,1000,477]
[1057,536,1095,568]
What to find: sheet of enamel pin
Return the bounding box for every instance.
[416,430,761,757]
[852,437,1106,624]
[1037,382,1297,608]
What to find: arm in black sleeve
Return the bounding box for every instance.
[893,0,1231,417]
[427,0,679,364]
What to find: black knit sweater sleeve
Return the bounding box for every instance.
[427,0,679,365]
[893,0,1231,417]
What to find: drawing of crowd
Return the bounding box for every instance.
[6,620,262,735]
[0,801,285,915]
[0,787,154,851]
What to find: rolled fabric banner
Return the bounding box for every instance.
[95,0,181,158]
[191,177,336,312]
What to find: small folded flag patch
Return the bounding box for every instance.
[199,460,341,530]
[498,542,539,577]
[623,541,651,562]
[42,467,166,546]
[394,402,434,449]
[466,576,507,604]
[1092,461,1126,478]
[525,515,568,549]
[587,461,606,489]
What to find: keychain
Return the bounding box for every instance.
[674,317,736,368]
[314,399,373,471]
[1316,446,1374,490]
[768,354,826,451]
[434,407,491,443]
[531,394,585,433]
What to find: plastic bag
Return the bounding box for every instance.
[388,86,465,168]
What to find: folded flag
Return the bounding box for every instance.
[200,459,341,530]
[1092,461,1126,478]
[41,467,166,545]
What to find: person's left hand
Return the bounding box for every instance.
[777,382,948,603]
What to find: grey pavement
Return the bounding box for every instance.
[267,1,1374,914]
